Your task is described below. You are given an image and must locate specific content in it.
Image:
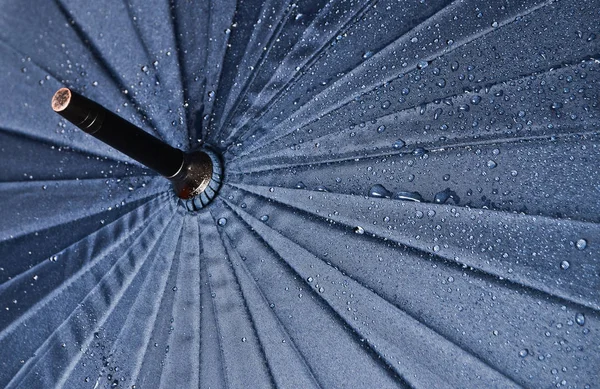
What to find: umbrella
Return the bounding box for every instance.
[1,0,599,387]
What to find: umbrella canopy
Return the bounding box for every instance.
[1,0,599,388]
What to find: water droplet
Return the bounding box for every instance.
[560,260,570,270]
[369,184,393,198]
[260,215,269,222]
[217,217,227,226]
[417,60,429,69]
[415,211,424,219]
[296,181,306,189]
[575,312,585,326]
[392,139,406,149]
[519,349,529,358]
[381,100,391,109]
[436,78,446,88]
[141,65,149,72]
[362,51,374,59]
[354,226,365,234]
[377,125,386,133]
[487,160,497,169]
[575,238,587,250]
[318,286,325,293]
[393,191,423,202]
[307,277,313,283]
[434,188,460,204]
[470,95,482,105]
[208,90,215,99]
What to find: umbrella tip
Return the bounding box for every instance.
[52,88,71,112]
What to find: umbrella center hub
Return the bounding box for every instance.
[177,147,223,211]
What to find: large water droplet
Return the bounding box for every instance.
[575,312,585,326]
[392,139,406,149]
[434,188,460,204]
[369,184,393,198]
[575,239,587,250]
[393,191,423,202]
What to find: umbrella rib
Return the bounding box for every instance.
[227,127,600,175]
[216,201,414,388]
[166,0,193,150]
[212,0,295,141]
[0,198,171,333]
[0,125,142,167]
[222,199,525,388]
[198,0,212,143]
[0,205,176,388]
[117,216,186,388]
[219,0,380,147]
[213,209,325,389]
[226,0,558,161]
[52,214,182,389]
[0,194,166,295]
[227,56,600,167]
[227,183,600,313]
[52,0,166,141]
[208,208,280,389]
[199,0,236,144]
[197,215,233,389]
[0,40,63,95]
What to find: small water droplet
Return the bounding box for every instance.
[260,215,269,222]
[519,349,529,358]
[217,217,227,226]
[377,125,386,133]
[354,226,365,234]
[307,277,313,283]
[575,312,585,326]
[487,160,497,169]
[381,100,391,109]
[560,260,570,270]
[417,60,429,69]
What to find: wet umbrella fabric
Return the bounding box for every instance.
[0,0,599,388]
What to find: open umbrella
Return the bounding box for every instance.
[1,0,599,388]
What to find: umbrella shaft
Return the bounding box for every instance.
[52,88,184,178]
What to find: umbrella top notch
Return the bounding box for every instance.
[51,88,222,209]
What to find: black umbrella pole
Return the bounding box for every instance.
[52,88,213,199]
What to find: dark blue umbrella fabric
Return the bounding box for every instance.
[1,0,599,388]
